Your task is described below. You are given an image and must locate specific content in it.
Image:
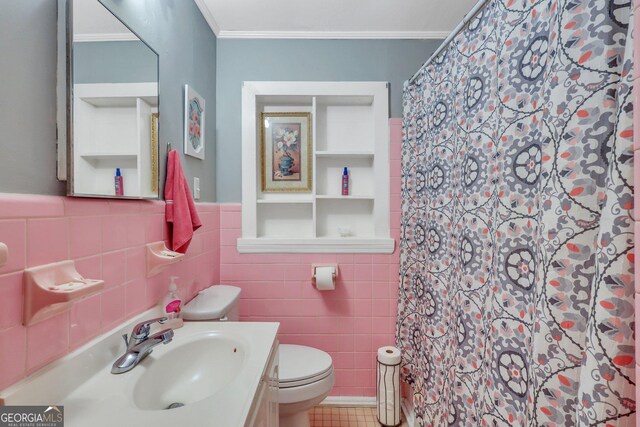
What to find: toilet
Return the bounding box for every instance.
[182,285,335,427]
[278,344,335,427]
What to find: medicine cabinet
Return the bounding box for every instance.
[58,0,160,199]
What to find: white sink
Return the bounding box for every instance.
[0,308,279,427]
[133,332,245,410]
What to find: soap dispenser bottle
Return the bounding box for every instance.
[161,276,183,328]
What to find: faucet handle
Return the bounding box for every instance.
[131,317,168,340]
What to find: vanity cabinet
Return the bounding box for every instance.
[246,340,279,427]
[240,81,393,254]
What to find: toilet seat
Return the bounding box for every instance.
[278,344,333,386]
[279,366,333,388]
[279,369,335,405]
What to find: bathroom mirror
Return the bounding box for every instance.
[59,0,160,199]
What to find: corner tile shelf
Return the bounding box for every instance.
[24,260,104,326]
[146,241,184,277]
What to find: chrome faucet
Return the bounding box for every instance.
[111,317,174,374]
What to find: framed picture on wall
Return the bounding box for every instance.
[261,112,312,192]
[184,84,205,159]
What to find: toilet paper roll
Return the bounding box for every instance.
[377,346,401,365]
[315,266,335,290]
[377,346,401,426]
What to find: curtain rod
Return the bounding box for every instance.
[408,0,491,84]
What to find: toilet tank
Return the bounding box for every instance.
[182,285,241,321]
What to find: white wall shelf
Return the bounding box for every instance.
[80,153,138,161]
[256,199,313,204]
[241,81,393,254]
[73,83,158,198]
[237,238,395,254]
[315,151,375,158]
[315,195,374,200]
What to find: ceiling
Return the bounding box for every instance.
[195,0,478,39]
[73,0,136,42]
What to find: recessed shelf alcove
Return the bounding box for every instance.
[239,81,394,253]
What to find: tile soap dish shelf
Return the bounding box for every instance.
[146,241,184,277]
[24,260,104,326]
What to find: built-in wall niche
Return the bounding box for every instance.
[240,82,393,253]
[257,203,314,238]
[73,83,158,198]
[316,157,374,198]
[315,96,374,153]
[316,198,374,238]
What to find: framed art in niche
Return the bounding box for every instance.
[260,112,312,192]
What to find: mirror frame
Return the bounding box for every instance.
[57,0,161,199]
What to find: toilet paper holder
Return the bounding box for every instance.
[311,264,338,284]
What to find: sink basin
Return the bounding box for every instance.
[0,309,278,427]
[133,332,246,410]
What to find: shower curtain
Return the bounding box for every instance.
[397,0,635,425]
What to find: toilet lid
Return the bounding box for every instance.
[279,344,333,386]
[182,285,240,320]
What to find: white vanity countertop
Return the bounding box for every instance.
[0,309,279,427]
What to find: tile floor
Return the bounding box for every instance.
[309,406,407,427]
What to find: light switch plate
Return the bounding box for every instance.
[193,177,201,200]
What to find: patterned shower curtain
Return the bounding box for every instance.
[397,0,635,425]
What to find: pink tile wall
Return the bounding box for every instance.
[218,119,403,397]
[0,194,220,390]
[0,118,401,396]
[635,1,640,418]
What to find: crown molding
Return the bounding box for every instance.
[216,30,450,40]
[194,0,221,36]
[73,33,139,42]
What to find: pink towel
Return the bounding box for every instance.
[165,150,202,253]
